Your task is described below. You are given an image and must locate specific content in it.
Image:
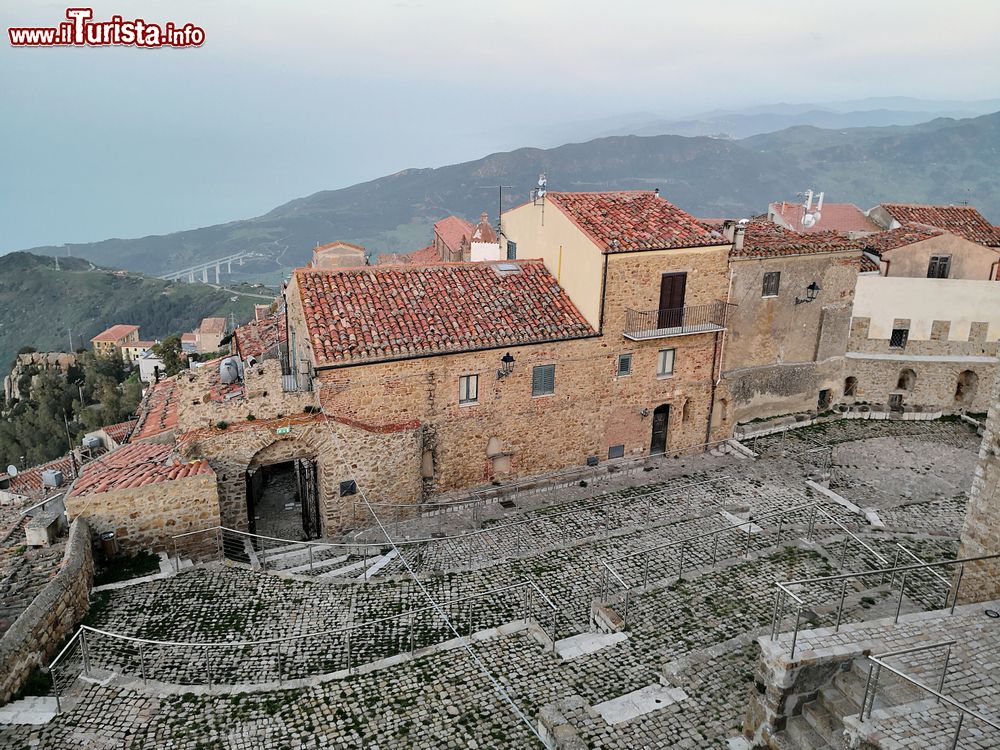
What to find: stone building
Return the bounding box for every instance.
[64,442,219,556]
[310,241,367,270]
[90,324,140,360]
[432,215,474,262]
[278,191,733,519]
[714,220,867,422]
[844,204,1000,413]
[194,317,228,354]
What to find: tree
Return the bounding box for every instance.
[153,334,185,377]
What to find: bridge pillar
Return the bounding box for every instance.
[189,271,195,283]
[227,261,233,274]
[215,262,221,284]
[202,267,209,283]
[239,255,244,266]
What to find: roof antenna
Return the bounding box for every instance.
[654,188,660,197]
[531,173,547,205]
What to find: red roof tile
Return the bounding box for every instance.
[769,201,879,234]
[1,456,76,500]
[879,204,1000,247]
[859,254,881,273]
[731,221,865,259]
[434,216,473,253]
[102,419,138,444]
[199,317,227,335]
[375,245,441,267]
[132,378,180,440]
[69,443,214,498]
[861,223,946,255]
[91,324,139,343]
[234,310,286,359]
[548,191,723,252]
[294,260,595,366]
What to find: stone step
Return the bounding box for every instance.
[282,553,350,574]
[258,543,310,562]
[0,696,58,725]
[818,683,859,721]
[802,697,843,741]
[317,557,370,578]
[358,549,399,580]
[783,714,838,750]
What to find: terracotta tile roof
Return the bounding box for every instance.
[91,324,139,343]
[199,317,227,335]
[132,378,180,440]
[1,456,76,500]
[181,333,197,344]
[234,310,286,359]
[316,240,365,252]
[131,340,156,349]
[294,260,595,366]
[375,245,441,267]
[879,204,1000,247]
[730,221,865,259]
[68,442,214,498]
[548,191,723,252]
[769,201,879,234]
[859,254,881,273]
[861,224,946,255]
[434,216,473,253]
[102,419,138,444]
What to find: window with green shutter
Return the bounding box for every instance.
[532,364,555,396]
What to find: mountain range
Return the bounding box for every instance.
[20,110,1000,284]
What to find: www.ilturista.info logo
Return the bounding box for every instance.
[9,7,205,48]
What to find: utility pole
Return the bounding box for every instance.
[68,328,73,352]
[478,184,514,235]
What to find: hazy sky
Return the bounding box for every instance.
[2,0,998,252]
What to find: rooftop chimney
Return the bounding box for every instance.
[733,225,746,251]
[722,220,737,242]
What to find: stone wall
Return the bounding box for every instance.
[724,252,859,422]
[0,518,93,704]
[958,369,1000,602]
[178,413,422,533]
[65,474,220,557]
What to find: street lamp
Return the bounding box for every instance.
[795,281,821,305]
[497,352,515,378]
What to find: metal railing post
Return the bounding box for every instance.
[80,629,91,676]
[206,651,213,691]
[745,523,752,558]
[807,505,817,542]
[550,608,557,650]
[51,666,61,714]
[409,614,415,656]
[840,535,849,569]
[216,528,223,562]
[770,590,782,640]
[139,642,147,684]
[835,578,848,631]
[677,543,685,581]
[949,712,964,750]
[950,564,965,614]
[346,631,352,674]
[862,663,877,719]
[308,545,314,573]
[894,573,907,624]
[937,644,952,702]
[888,547,901,587]
[174,537,181,572]
[469,600,475,636]
[622,591,629,630]
[276,643,283,686]
[789,605,802,660]
[260,538,267,573]
[712,533,720,565]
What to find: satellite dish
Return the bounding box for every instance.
[801,213,818,228]
[6,465,17,477]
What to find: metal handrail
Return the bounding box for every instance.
[862,645,999,749]
[771,552,1000,659]
[623,301,731,339]
[893,543,951,588]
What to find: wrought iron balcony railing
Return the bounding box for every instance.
[623,300,732,340]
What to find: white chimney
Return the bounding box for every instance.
[733,225,746,251]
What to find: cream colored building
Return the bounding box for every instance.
[90,324,140,360]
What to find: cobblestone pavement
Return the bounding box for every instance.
[0,419,984,749]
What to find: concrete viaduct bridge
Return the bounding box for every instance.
[159,251,254,283]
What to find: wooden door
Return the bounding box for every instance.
[650,404,669,455]
[658,273,687,328]
[298,459,321,539]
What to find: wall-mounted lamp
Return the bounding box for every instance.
[497,352,515,379]
[639,407,650,418]
[795,281,821,305]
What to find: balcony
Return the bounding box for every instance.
[623,300,732,340]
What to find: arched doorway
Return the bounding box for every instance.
[955,370,979,406]
[650,404,670,455]
[246,440,323,540]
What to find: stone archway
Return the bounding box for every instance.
[896,368,916,392]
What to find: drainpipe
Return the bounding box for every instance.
[598,252,609,334]
[705,329,721,446]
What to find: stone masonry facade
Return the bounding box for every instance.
[958,368,1000,601]
[0,518,93,703]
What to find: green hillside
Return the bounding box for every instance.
[0,253,274,366]
[19,111,1000,279]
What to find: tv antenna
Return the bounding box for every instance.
[797,189,823,228]
[531,173,547,204]
[477,184,514,234]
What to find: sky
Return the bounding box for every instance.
[2,0,999,253]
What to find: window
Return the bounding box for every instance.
[762,271,781,297]
[657,349,676,378]
[608,444,625,460]
[339,480,357,497]
[927,255,951,279]
[506,240,517,260]
[617,353,633,376]
[532,364,555,396]
[459,374,478,405]
[844,376,858,397]
[889,328,909,349]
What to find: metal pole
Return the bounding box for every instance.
[206,652,213,691]
[745,523,752,558]
[174,538,180,573]
[309,545,314,573]
[807,506,817,542]
[949,712,965,750]
[776,513,783,546]
[835,578,848,631]
[866,664,881,720]
[770,590,782,640]
[789,606,802,660]
[139,642,147,684]
[550,608,557,650]
[276,643,283,686]
[712,533,720,565]
[622,592,629,630]
[81,630,91,676]
[862,663,876,719]
[469,600,475,636]
[409,614,415,656]
[840,535,849,569]
[216,528,222,562]
[51,666,61,713]
[950,564,965,614]
[937,644,951,702]
[894,573,907,624]
[888,547,901,588]
[346,631,352,674]
[260,538,267,573]
[643,555,650,588]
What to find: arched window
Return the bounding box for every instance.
[844,377,858,397]
[955,370,979,405]
[896,369,916,391]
